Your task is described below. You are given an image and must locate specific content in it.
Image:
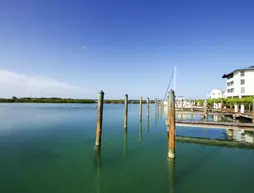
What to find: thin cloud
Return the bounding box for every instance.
[0,70,87,98]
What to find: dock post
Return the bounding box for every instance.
[147,97,150,117]
[140,97,143,121]
[252,99,254,123]
[168,90,176,159]
[220,100,223,113]
[234,104,238,113]
[240,104,245,114]
[124,94,128,129]
[228,129,233,137]
[203,100,208,119]
[154,98,157,117]
[95,90,104,146]
[181,99,184,111]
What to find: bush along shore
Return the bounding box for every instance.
[0,97,157,104]
[194,97,254,109]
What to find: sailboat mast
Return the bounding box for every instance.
[173,65,177,92]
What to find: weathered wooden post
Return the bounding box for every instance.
[234,104,238,113]
[140,97,143,121]
[228,129,233,137]
[168,90,176,159]
[220,100,223,113]
[252,99,254,123]
[124,94,128,129]
[95,90,104,146]
[203,99,208,119]
[240,104,245,113]
[155,98,157,112]
[147,97,150,117]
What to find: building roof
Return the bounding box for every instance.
[222,65,254,78]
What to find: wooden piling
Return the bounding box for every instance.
[220,100,223,113]
[228,129,233,137]
[124,94,128,129]
[140,97,143,121]
[181,99,183,111]
[147,97,150,117]
[203,100,208,119]
[95,90,104,146]
[168,90,176,159]
[155,98,157,115]
[252,99,254,123]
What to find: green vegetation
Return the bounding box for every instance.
[0,97,158,104]
[0,97,95,104]
[195,97,254,109]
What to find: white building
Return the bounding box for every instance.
[222,66,254,98]
[210,89,226,99]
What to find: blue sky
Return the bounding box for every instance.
[0,0,254,99]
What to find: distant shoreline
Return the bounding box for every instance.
[0,97,151,104]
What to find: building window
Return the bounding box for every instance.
[241,79,245,85]
[230,88,234,93]
[231,81,234,85]
[241,87,245,93]
[227,82,230,86]
[227,89,230,93]
[240,71,245,77]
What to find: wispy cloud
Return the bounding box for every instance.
[0,70,87,98]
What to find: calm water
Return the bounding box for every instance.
[0,103,254,193]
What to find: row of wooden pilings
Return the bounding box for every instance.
[94,90,176,159]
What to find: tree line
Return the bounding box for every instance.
[0,97,159,104]
[194,97,254,109]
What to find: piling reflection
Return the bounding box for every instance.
[168,158,175,193]
[147,114,150,133]
[227,129,254,143]
[124,127,127,156]
[155,108,158,128]
[94,145,101,193]
[139,121,143,142]
[191,113,194,121]
[160,105,164,120]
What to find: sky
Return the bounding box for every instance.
[0,0,254,99]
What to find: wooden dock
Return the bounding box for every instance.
[176,136,254,149]
[166,120,254,131]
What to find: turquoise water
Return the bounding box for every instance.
[0,103,254,193]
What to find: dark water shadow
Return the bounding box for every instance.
[139,120,143,142]
[124,127,128,156]
[174,145,219,186]
[168,158,175,193]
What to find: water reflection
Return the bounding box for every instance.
[139,121,143,142]
[168,158,175,193]
[124,127,127,156]
[231,129,254,144]
[94,145,101,193]
[147,114,150,133]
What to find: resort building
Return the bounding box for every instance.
[210,89,226,99]
[222,66,254,98]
